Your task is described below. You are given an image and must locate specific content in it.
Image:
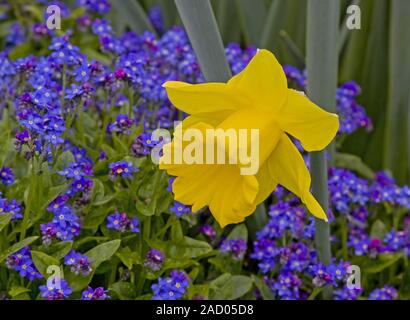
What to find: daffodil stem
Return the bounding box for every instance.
[307,0,340,300]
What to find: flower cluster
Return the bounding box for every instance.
[81,287,109,300]
[0,193,23,220]
[220,239,247,260]
[6,247,42,281]
[58,161,94,197]
[170,201,191,217]
[0,167,14,186]
[64,250,92,276]
[151,270,189,300]
[106,211,140,233]
[39,279,72,300]
[144,249,165,272]
[40,196,81,243]
[108,161,137,180]
[368,285,398,300]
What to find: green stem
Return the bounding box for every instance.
[20,157,37,241]
[307,0,340,300]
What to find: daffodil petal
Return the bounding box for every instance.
[171,164,258,228]
[254,161,278,204]
[163,81,248,115]
[228,49,288,110]
[179,112,230,129]
[277,89,339,152]
[267,133,327,220]
[217,108,281,167]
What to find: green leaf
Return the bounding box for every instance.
[384,0,410,184]
[137,170,170,216]
[175,0,232,82]
[252,275,274,300]
[82,48,112,66]
[364,253,403,273]
[116,246,142,269]
[8,286,30,298]
[109,282,137,300]
[210,274,253,299]
[227,224,248,241]
[111,0,155,34]
[307,0,339,300]
[400,266,410,296]
[0,212,12,232]
[334,153,375,179]
[66,239,121,292]
[246,204,267,241]
[90,178,105,203]
[86,239,122,266]
[53,151,74,172]
[213,0,241,44]
[148,236,212,260]
[235,0,267,46]
[39,241,73,260]
[370,220,387,239]
[31,251,60,278]
[170,218,184,241]
[341,0,389,173]
[0,236,38,262]
[260,0,288,52]
[8,42,34,60]
[187,284,210,300]
[83,207,111,229]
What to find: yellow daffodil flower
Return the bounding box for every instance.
[160,49,339,228]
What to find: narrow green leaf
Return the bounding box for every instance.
[307,0,340,299]
[0,213,12,232]
[339,0,361,53]
[384,0,410,184]
[260,0,288,52]
[109,282,137,300]
[227,223,248,241]
[213,0,241,44]
[174,0,232,82]
[364,253,403,273]
[148,236,212,260]
[246,204,267,241]
[110,0,156,34]
[370,220,387,239]
[157,0,179,29]
[210,274,253,300]
[279,30,305,68]
[8,286,30,298]
[340,0,389,171]
[31,251,60,278]
[0,236,38,262]
[85,239,122,267]
[252,275,275,300]
[334,152,374,179]
[66,239,121,291]
[39,241,73,260]
[235,0,267,46]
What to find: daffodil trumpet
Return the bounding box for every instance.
[160,49,339,228]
